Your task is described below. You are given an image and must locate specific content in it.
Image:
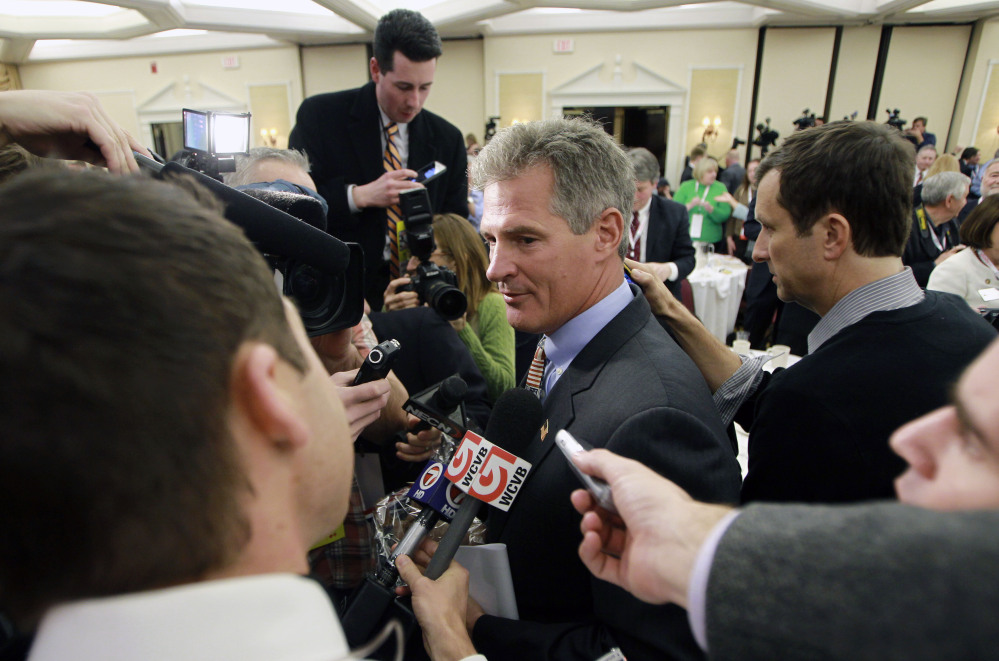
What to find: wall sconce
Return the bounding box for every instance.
[260,128,278,147]
[702,116,721,144]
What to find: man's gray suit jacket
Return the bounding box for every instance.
[707,503,999,660]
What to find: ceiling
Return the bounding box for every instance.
[3,0,998,64]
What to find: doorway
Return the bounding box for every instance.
[151,122,184,160]
[563,106,669,176]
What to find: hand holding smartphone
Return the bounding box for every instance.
[411,161,447,185]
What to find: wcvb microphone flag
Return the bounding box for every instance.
[444,430,532,511]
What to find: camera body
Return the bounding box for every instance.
[885,108,907,130]
[397,187,468,320]
[792,109,816,131]
[403,261,466,320]
[753,118,780,156]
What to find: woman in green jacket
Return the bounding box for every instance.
[672,156,732,252]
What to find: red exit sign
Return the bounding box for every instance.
[553,39,574,53]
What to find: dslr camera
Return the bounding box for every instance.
[397,187,467,321]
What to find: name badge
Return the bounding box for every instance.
[978,287,999,302]
[690,213,704,240]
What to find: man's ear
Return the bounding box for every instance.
[369,56,381,83]
[594,207,625,258]
[232,343,309,450]
[822,213,851,260]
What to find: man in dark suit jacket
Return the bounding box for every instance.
[625,147,695,300]
[463,118,740,661]
[571,336,999,660]
[903,170,968,287]
[289,9,468,310]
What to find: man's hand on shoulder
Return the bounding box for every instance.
[353,169,421,209]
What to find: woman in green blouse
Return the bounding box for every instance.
[672,156,732,252]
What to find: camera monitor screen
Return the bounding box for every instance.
[212,112,251,155]
[183,109,210,153]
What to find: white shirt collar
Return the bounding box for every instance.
[378,106,409,167]
[28,574,349,661]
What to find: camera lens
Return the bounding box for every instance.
[286,262,347,333]
[289,263,325,308]
[425,280,467,320]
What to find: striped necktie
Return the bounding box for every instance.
[628,210,641,261]
[383,122,406,278]
[525,338,546,400]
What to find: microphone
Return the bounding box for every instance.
[340,388,541,647]
[403,374,470,441]
[424,388,542,580]
[410,374,468,435]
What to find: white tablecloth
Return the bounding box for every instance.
[686,256,750,342]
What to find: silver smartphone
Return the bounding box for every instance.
[555,430,618,514]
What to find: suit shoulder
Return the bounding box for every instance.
[420,107,462,138]
[297,87,360,117]
[657,196,688,215]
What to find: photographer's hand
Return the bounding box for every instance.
[383,277,421,312]
[0,90,150,174]
[352,169,421,209]
[449,313,467,333]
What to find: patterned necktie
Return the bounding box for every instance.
[525,338,547,400]
[383,122,405,278]
[628,210,641,261]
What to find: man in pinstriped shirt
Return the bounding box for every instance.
[629,120,995,505]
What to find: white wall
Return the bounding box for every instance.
[19,46,303,150]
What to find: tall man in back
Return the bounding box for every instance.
[633,121,995,505]
[465,117,741,660]
[290,9,468,309]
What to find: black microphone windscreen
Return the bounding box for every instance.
[483,388,544,457]
[436,375,469,410]
[238,188,327,232]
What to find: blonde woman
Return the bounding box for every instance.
[672,156,732,252]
